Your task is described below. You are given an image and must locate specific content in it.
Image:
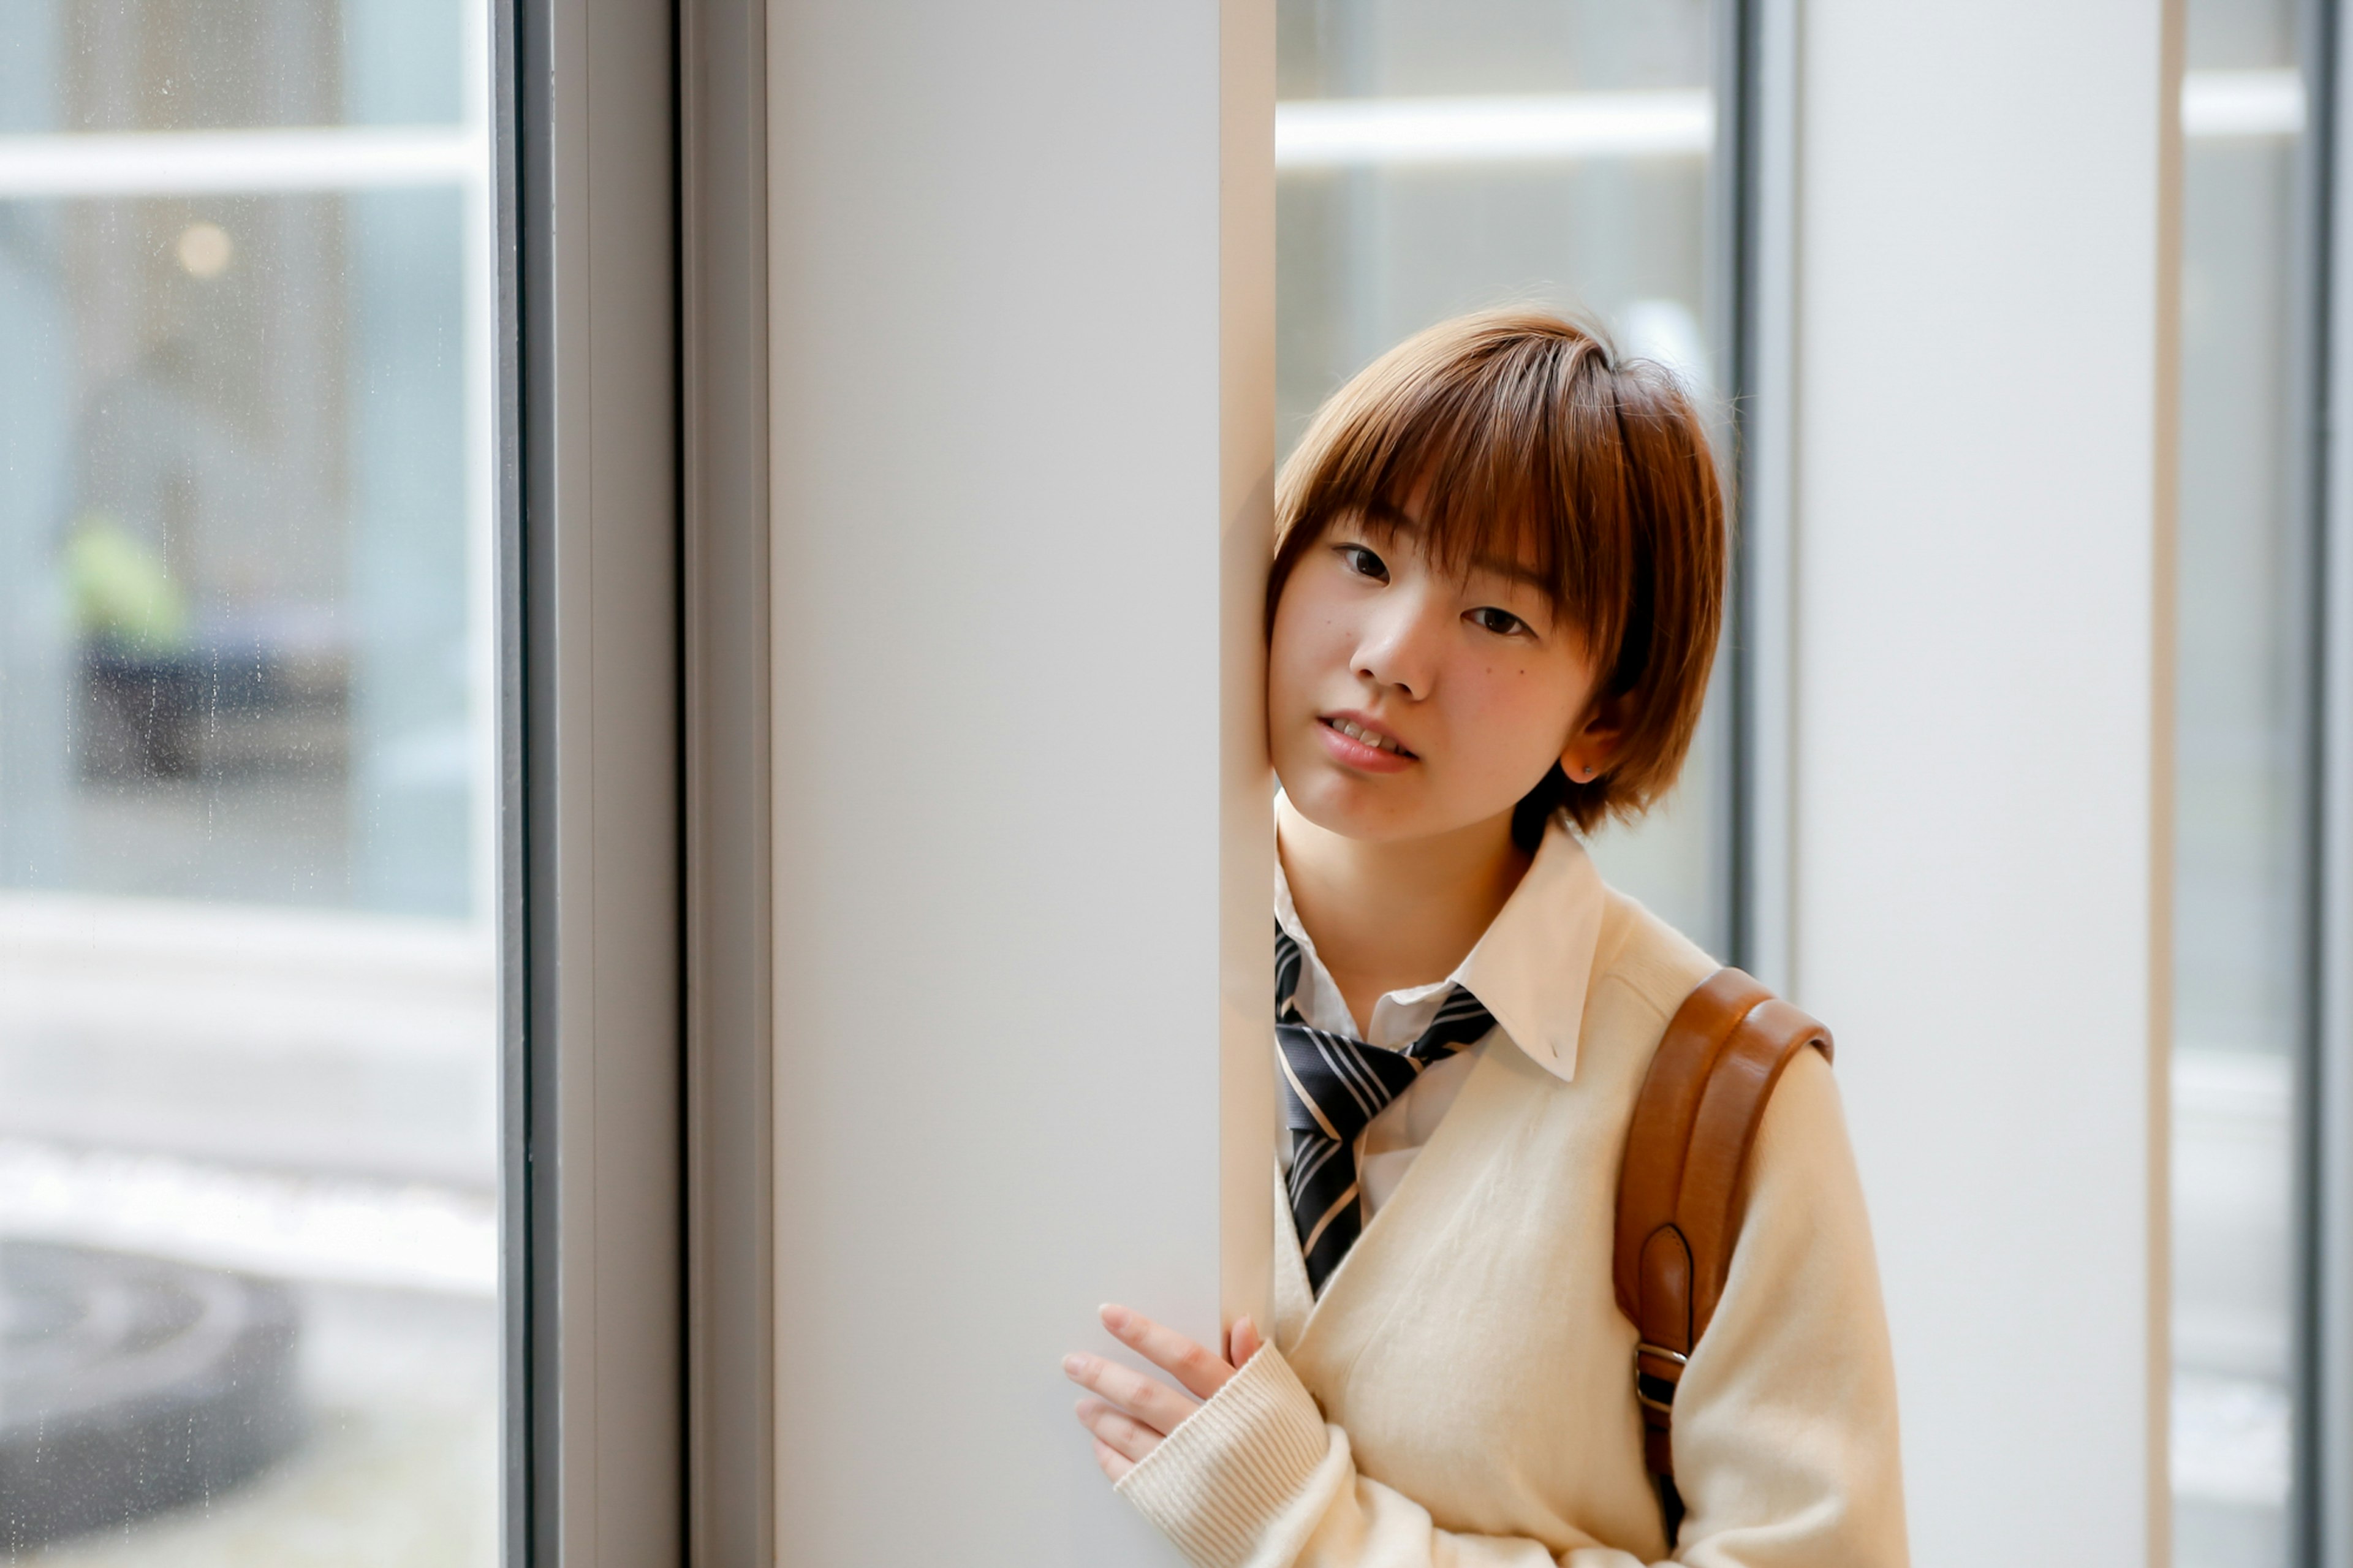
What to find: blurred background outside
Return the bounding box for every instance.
[2172,1,2313,1563]
[0,1,497,1562]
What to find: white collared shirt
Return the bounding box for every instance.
[1273,793,1608,1218]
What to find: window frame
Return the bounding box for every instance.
[679,0,776,1559]
[1727,0,1800,987]
[505,0,689,1561]
[2313,1,2353,1560]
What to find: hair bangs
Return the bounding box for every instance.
[1281,322,1637,672]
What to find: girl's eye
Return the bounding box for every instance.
[1337,544,1389,581]
[1468,607,1529,637]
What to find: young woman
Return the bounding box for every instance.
[1061,311,1906,1566]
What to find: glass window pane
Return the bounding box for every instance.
[1275,0,1730,948]
[2173,1,2309,1562]
[0,3,498,1562]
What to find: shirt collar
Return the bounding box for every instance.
[1273,797,1606,1083]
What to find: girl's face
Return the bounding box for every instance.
[1268,509,1615,846]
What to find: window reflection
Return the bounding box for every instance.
[0,2,495,1562]
[1276,0,1730,948]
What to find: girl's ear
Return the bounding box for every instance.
[1561,691,1635,784]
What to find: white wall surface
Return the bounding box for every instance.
[1792,1,2178,1560]
[766,0,1269,1561]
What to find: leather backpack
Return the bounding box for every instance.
[1612,968,1833,1543]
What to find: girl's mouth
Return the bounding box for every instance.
[1317,714,1417,771]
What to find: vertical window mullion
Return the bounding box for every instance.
[510,0,685,1562]
[1728,0,1800,986]
[2313,0,2353,1556]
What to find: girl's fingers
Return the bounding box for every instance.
[1093,1437,1135,1483]
[1099,1303,1234,1401]
[1063,1352,1199,1436]
[1074,1396,1161,1466]
[1227,1314,1263,1368]
[1062,1304,1253,1486]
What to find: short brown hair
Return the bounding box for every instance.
[1270,308,1724,835]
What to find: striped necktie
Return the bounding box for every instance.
[1276,923,1497,1295]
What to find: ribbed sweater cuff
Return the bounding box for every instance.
[1115,1346,1332,1568]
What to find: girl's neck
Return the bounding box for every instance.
[1277,795,1532,1035]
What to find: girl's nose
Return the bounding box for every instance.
[1354,593,1445,699]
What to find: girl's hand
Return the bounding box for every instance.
[1064,1304,1266,1482]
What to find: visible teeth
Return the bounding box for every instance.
[1333,719,1396,752]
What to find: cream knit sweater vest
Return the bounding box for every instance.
[1118,890,1908,1568]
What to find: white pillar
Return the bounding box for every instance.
[1791,2,2180,1561]
[765,0,1271,1558]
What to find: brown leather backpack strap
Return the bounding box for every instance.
[1613,967,1833,1532]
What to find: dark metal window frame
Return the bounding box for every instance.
[1727,0,1800,986]
[512,0,692,1546]
[2313,4,2353,1562]
[498,0,772,1561]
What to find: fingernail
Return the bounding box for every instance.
[1063,1354,1088,1377]
[1101,1304,1130,1331]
